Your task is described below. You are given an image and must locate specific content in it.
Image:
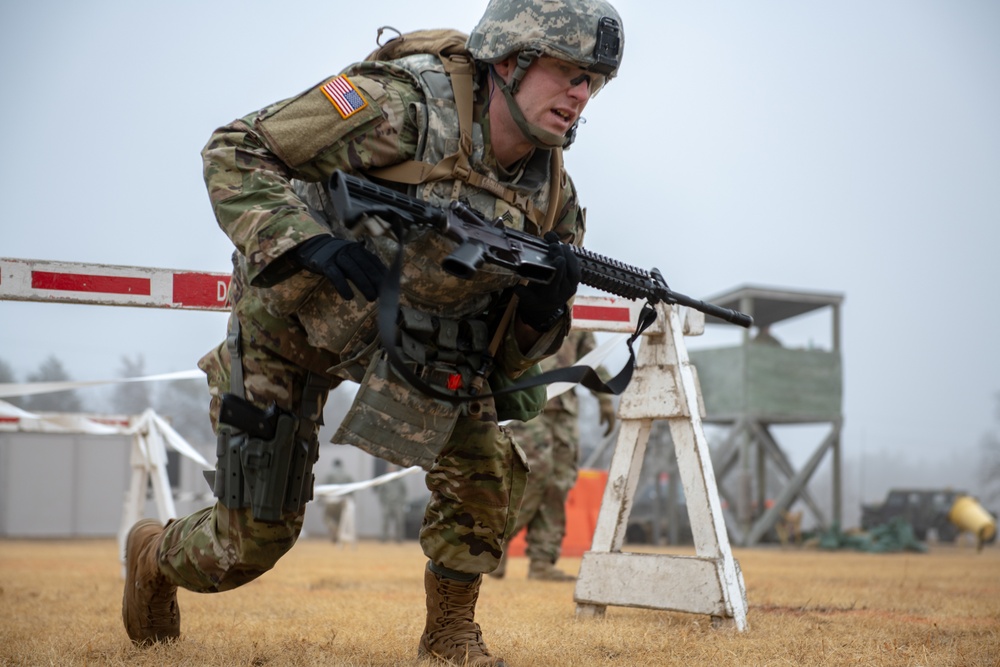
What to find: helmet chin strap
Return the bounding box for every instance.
[488,65,574,150]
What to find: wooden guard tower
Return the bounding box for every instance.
[689,285,845,546]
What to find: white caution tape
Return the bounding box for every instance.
[314,464,422,498]
[137,409,212,468]
[178,468,421,504]
[0,370,204,399]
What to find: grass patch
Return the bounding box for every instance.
[1,538,997,666]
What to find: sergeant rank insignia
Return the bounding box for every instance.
[321,75,368,119]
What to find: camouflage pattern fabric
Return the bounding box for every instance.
[159,503,304,593]
[158,315,328,591]
[467,0,625,78]
[377,476,408,507]
[422,397,528,570]
[504,330,604,562]
[157,50,587,589]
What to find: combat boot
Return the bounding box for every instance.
[122,518,180,645]
[527,559,575,582]
[418,564,506,666]
[487,550,507,579]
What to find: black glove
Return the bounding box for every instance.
[292,235,386,302]
[515,232,581,331]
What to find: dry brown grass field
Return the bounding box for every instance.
[1,537,997,666]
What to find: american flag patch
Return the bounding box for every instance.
[321,75,368,119]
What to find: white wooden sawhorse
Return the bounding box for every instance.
[117,413,178,572]
[573,300,748,630]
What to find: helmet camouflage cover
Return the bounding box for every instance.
[467,0,625,80]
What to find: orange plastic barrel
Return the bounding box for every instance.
[506,468,608,557]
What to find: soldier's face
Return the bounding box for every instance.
[516,56,595,136]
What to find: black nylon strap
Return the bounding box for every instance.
[375,219,656,405]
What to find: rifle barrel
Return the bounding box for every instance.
[667,291,754,328]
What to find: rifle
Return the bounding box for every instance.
[326,170,752,328]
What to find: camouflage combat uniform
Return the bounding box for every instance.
[377,473,408,543]
[505,330,610,567]
[322,463,354,543]
[155,50,586,593]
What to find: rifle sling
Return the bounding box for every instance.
[374,216,656,407]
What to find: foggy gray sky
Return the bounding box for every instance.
[2,1,998,503]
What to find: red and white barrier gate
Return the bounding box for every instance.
[0,257,748,630]
[0,257,231,310]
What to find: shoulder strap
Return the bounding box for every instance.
[364,32,560,229]
[367,51,477,187]
[542,148,563,234]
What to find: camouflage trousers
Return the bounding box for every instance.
[421,399,528,572]
[505,410,579,563]
[157,315,527,592]
[322,499,348,541]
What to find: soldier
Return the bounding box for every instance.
[321,459,354,544]
[377,464,409,543]
[121,1,624,665]
[491,330,616,581]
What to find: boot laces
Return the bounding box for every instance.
[135,537,178,629]
[143,580,179,627]
[427,578,490,656]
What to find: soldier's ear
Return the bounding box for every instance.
[492,56,517,82]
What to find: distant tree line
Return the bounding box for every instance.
[0,355,82,412]
[0,354,213,446]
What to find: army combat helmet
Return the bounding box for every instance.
[467,0,624,149]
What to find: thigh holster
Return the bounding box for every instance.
[205,317,329,523]
[213,406,319,523]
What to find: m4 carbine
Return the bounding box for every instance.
[326,170,752,328]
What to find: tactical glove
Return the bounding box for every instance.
[599,397,616,436]
[516,232,581,332]
[292,235,386,302]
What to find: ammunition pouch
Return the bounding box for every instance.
[396,305,489,387]
[333,350,462,471]
[332,306,490,470]
[489,361,546,423]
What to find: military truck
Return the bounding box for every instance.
[861,489,961,542]
[861,489,997,544]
